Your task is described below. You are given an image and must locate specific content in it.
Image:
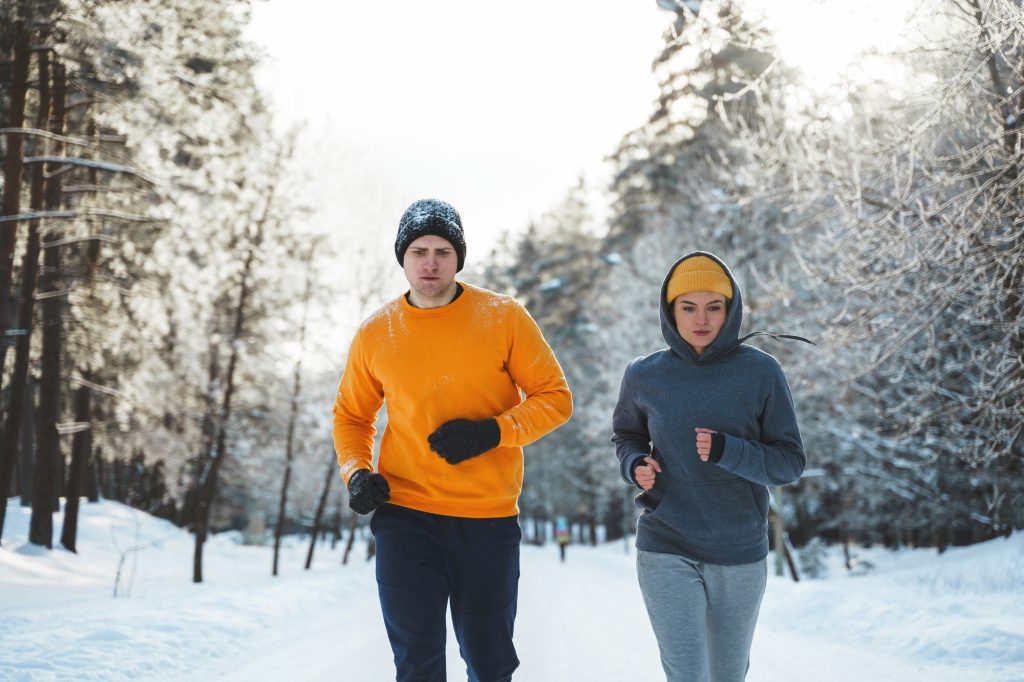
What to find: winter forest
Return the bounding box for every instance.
[1,0,1023,679]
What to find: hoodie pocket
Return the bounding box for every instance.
[649,479,766,546]
[634,488,663,512]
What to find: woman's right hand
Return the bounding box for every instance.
[633,455,661,490]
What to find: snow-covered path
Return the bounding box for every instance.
[212,540,663,681]
[2,500,1022,681]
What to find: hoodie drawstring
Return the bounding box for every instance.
[736,331,816,346]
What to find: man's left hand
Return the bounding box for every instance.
[428,418,501,464]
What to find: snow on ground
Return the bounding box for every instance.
[1,499,1022,681]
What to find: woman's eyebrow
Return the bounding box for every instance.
[679,298,726,305]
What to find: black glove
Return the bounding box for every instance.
[427,418,501,464]
[347,469,390,515]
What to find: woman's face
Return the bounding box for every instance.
[672,291,728,356]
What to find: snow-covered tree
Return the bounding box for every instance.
[731,0,1024,546]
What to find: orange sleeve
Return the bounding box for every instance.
[332,329,384,485]
[495,303,573,447]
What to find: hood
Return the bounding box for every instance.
[659,251,743,364]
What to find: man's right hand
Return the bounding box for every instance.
[347,469,390,515]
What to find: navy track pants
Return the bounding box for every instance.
[370,503,522,682]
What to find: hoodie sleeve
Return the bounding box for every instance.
[714,365,806,486]
[611,360,651,486]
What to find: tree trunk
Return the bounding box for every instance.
[62,105,102,549]
[271,460,293,576]
[84,446,99,503]
[0,21,31,541]
[330,494,342,550]
[782,531,800,582]
[772,487,785,577]
[587,492,598,545]
[28,62,66,549]
[184,346,218,526]
[305,458,335,570]
[0,20,31,380]
[192,332,240,582]
[603,497,625,543]
[60,378,91,552]
[970,0,1024,536]
[0,45,49,545]
[273,251,313,576]
[18,380,36,507]
[94,449,109,501]
[191,146,285,582]
[193,222,267,582]
[341,513,358,566]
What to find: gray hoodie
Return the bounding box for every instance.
[611,251,806,565]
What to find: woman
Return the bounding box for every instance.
[611,251,806,682]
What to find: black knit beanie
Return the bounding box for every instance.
[395,198,466,272]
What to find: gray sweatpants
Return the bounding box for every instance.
[637,550,767,682]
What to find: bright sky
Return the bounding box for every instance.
[745,0,923,90]
[246,0,668,257]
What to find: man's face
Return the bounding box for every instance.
[402,234,458,304]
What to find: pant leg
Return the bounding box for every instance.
[372,504,451,682]
[704,559,767,682]
[636,549,710,682]
[446,515,521,682]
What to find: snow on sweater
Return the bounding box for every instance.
[333,282,572,518]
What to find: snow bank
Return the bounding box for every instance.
[1,499,1021,681]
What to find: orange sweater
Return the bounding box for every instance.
[332,283,572,518]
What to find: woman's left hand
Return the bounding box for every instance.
[695,427,717,462]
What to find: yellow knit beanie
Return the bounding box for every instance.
[665,255,733,303]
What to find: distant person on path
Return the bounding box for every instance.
[554,515,571,563]
[332,198,572,682]
[611,252,807,682]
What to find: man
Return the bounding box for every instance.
[333,198,572,682]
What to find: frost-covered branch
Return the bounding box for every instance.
[22,156,157,184]
[0,209,155,224]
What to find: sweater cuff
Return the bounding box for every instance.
[708,432,726,463]
[339,457,371,485]
[622,452,646,486]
